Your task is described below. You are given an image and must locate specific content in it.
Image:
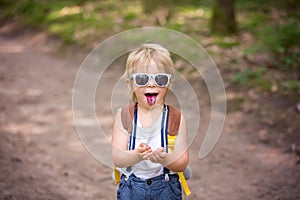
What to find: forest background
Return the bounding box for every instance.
[0,0,299,199]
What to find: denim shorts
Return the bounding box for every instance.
[117,173,182,200]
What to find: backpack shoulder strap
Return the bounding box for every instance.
[167,105,181,136]
[121,104,135,133]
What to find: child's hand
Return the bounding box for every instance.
[137,143,152,160]
[149,147,167,164]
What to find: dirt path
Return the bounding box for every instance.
[0,24,299,200]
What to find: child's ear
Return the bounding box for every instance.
[168,78,174,89]
[126,79,133,90]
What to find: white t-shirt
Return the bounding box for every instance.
[117,110,165,179]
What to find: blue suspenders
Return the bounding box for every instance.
[128,104,138,151]
[161,105,170,181]
[127,104,170,181]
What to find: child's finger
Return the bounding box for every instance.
[150,148,167,163]
[157,147,165,152]
[138,143,152,153]
[150,152,161,162]
[139,149,152,160]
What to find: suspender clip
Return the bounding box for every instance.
[165,173,170,182]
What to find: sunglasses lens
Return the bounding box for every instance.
[155,74,169,86]
[135,74,149,86]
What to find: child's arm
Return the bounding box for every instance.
[149,114,189,172]
[111,109,152,168]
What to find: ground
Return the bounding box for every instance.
[0,22,299,200]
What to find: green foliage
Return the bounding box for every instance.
[0,0,298,99]
[260,20,300,53]
[240,13,268,31]
[238,0,300,72]
[258,20,300,71]
[0,0,214,45]
[231,68,265,84]
[231,68,271,91]
[284,80,300,91]
[141,0,206,13]
[215,37,240,49]
[1,0,92,44]
[236,0,299,12]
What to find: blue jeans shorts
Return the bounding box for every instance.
[117,173,182,200]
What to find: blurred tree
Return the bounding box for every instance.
[210,0,236,34]
[141,0,173,25]
[141,0,204,25]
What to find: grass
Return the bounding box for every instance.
[214,36,240,48]
[231,68,272,92]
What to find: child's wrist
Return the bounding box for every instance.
[132,149,144,161]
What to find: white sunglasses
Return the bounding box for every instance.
[130,73,172,87]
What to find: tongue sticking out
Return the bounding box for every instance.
[146,94,157,106]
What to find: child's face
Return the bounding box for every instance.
[128,60,171,109]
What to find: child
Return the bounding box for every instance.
[112,43,189,200]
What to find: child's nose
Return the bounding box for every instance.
[147,77,156,87]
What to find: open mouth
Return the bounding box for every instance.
[145,93,158,106]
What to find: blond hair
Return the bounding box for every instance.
[125,43,175,102]
[126,44,174,77]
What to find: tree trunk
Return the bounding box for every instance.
[210,0,236,34]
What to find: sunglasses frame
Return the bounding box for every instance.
[130,73,172,87]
